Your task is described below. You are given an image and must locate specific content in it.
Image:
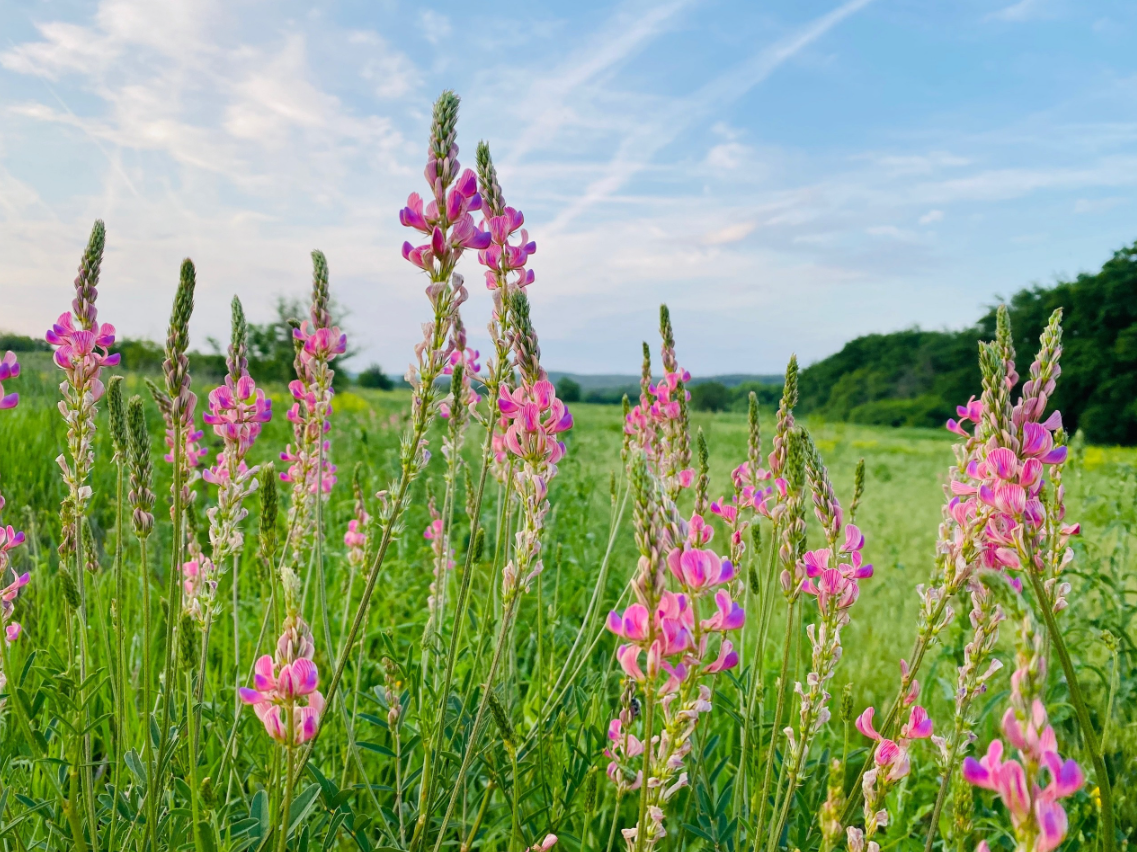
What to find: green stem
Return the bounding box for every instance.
[429,595,521,852]
[508,744,522,852]
[1024,566,1115,852]
[418,419,498,843]
[108,461,126,852]
[156,420,185,806]
[139,536,158,852]
[277,738,295,852]
[73,506,98,846]
[188,671,206,852]
[634,684,655,852]
[924,717,968,852]
[605,792,624,852]
[752,599,796,852]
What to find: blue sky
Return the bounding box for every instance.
[2,0,1135,376]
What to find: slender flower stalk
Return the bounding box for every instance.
[847,702,936,851]
[295,91,485,800]
[153,259,198,818]
[606,458,743,852]
[963,618,1083,852]
[751,424,807,851]
[126,393,159,844]
[924,577,1004,852]
[45,219,117,842]
[431,287,571,852]
[280,252,345,570]
[766,432,874,849]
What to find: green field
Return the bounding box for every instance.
[0,348,1134,851]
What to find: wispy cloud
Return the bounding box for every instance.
[547,0,878,232]
[987,0,1050,23]
[1,0,1134,375]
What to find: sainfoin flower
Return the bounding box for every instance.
[605,501,744,850]
[47,220,117,554]
[282,252,345,565]
[849,703,935,848]
[202,300,273,562]
[239,613,325,745]
[963,622,1083,852]
[0,352,20,410]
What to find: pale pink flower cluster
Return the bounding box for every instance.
[423,498,455,619]
[781,526,873,785]
[478,205,535,293]
[624,369,694,497]
[344,503,369,571]
[280,325,345,497]
[401,169,489,277]
[605,513,743,850]
[0,352,20,410]
[47,305,121,510]
[239,612,325,745]
[439,327,481,423]
[496,377,573,598]
[181,539,217,623]
[1,524,28,646]
[162,419,208,469]
[848,702,935,851]
[964,622,1083,852]
[203,374,272,560]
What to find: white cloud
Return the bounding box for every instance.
[919,209,944,224]
[705,142,751,172]
[419,11,453,45]
[702,222,756,245]
[1073,197,1126,214]
[987,0,1049,23]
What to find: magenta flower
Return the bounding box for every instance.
[203,374,272,460]
[497,380,573,467]
[0,523,28,650]
[666,546,734,592]
[852,703,935,844]
[0,352,20,409]
[46,313,120,403]
[239,613,325,746]
[239,655,326,745]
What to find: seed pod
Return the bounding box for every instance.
[583,766,598,813]
[108,376,128,460]
[841,683,855,724]
[487,690,514,747]
[199,776,216,809]
[179,613,198,667]
[849,458,866,524]
[259,465,278,568]
[472,527,485,563]
[82,520,99,572]
[60,568,81,610]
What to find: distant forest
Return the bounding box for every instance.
[797,239,1137,445]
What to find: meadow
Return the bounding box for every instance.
[0,91,1133,852]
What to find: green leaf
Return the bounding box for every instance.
[250,789,270,838]
[357,741,396,757]
[125,748,147,785]
[288,783,322,835]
